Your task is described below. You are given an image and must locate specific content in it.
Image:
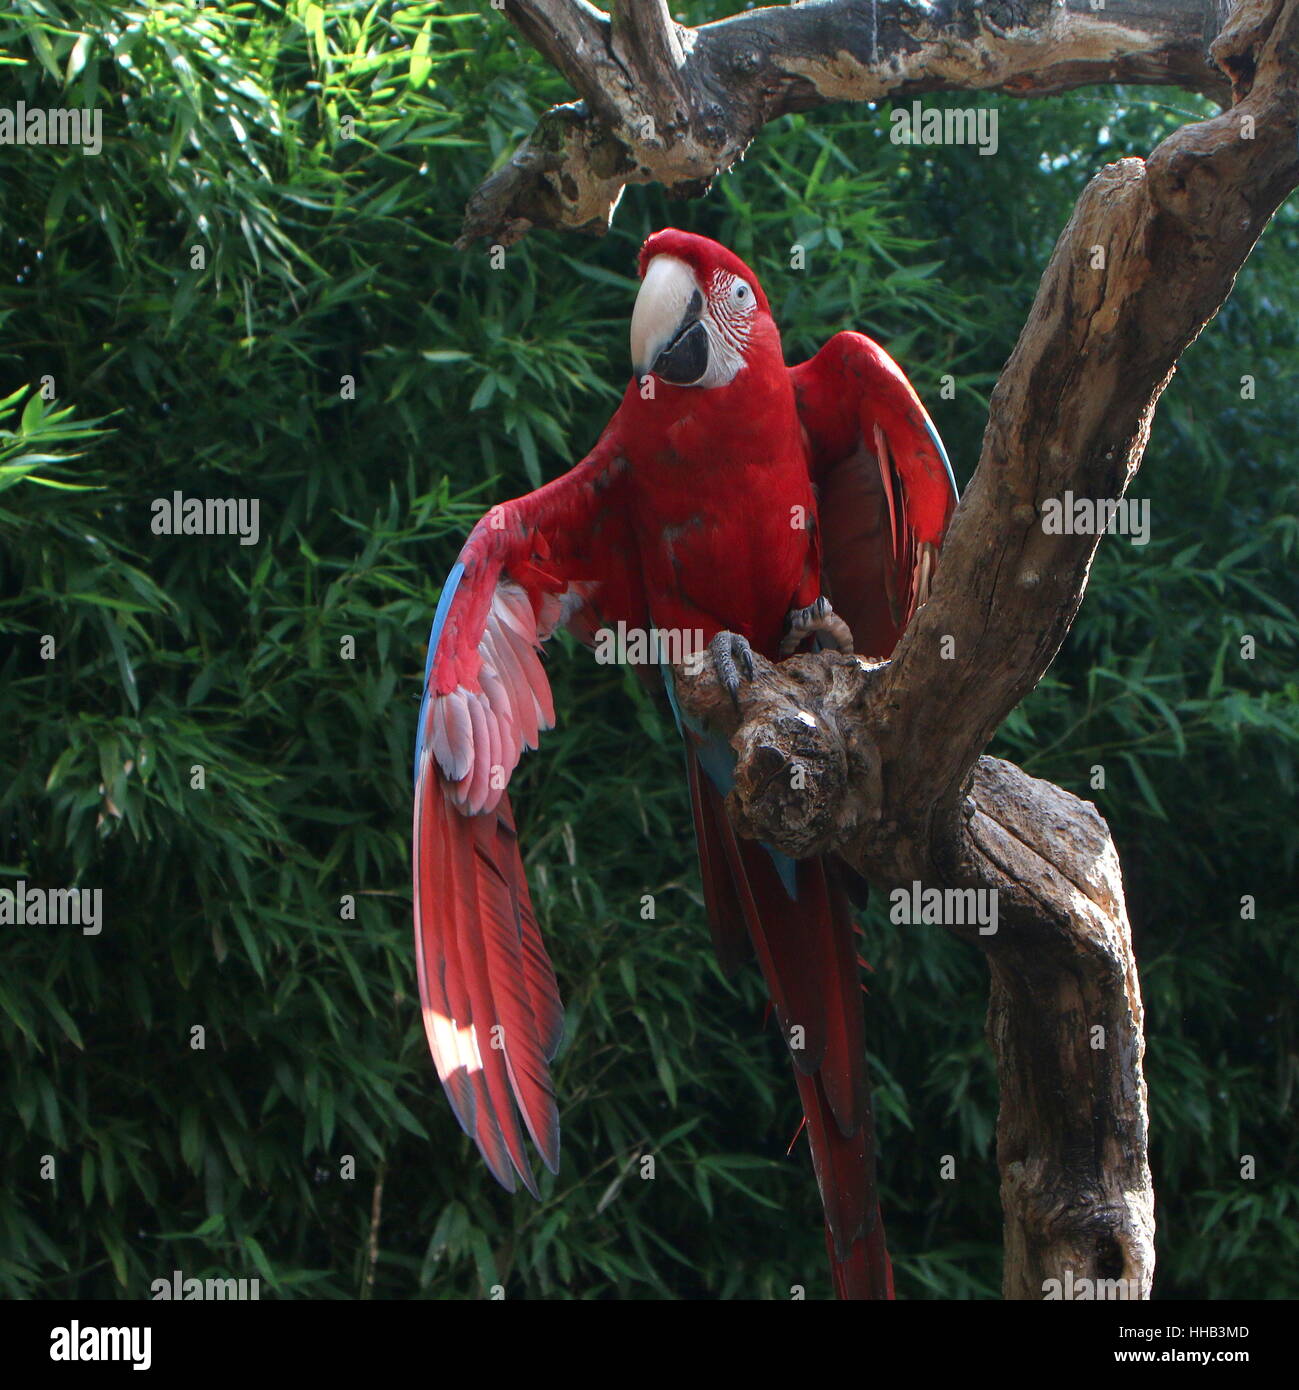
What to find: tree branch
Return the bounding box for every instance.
[461,0,1238,247]
[672,0,1299,1298]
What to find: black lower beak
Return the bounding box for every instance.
[653,318,709,386]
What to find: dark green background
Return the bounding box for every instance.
[1,1,1295,1299]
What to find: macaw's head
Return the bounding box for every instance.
[630,229,779,390]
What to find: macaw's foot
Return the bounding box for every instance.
[779,596,855,656]
[707,630,755,710]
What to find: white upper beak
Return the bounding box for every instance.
[630,255,700,379]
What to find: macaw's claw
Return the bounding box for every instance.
[780,596,855,656]
[708,630,756,710]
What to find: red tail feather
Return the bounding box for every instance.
[689,750,892,1299]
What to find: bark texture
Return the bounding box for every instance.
[462,0,1239,246]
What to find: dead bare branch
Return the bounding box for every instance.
[462,0,1237,247]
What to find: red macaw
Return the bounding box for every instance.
[413,229,957,1299]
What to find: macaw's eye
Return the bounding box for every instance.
[731,281,751,306]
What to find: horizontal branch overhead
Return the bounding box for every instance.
[461,0,1237,246]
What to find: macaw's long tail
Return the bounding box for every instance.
[687,751,893,1300]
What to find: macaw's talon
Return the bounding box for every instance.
[708,630,756,710]
[780,596,855,656]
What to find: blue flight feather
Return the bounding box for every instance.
[413,560,466,786]
[924,413,959,501]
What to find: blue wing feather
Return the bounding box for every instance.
[413,560,466,785]
[924,414,959,500]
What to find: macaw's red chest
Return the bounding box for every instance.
[619,378,821,659]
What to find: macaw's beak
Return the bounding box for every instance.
[630,255,709,386]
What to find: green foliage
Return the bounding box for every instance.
[1,1,1295,1300]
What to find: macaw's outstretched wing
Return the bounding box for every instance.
[791,331,958,658]
[413,432,640,1194]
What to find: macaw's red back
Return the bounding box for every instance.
[413,227,957,1299]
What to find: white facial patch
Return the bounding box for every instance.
[697,268,758,388]
[630,256,761,390]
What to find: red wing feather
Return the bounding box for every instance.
[414,438,641,1190]
[792,331,958,655]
